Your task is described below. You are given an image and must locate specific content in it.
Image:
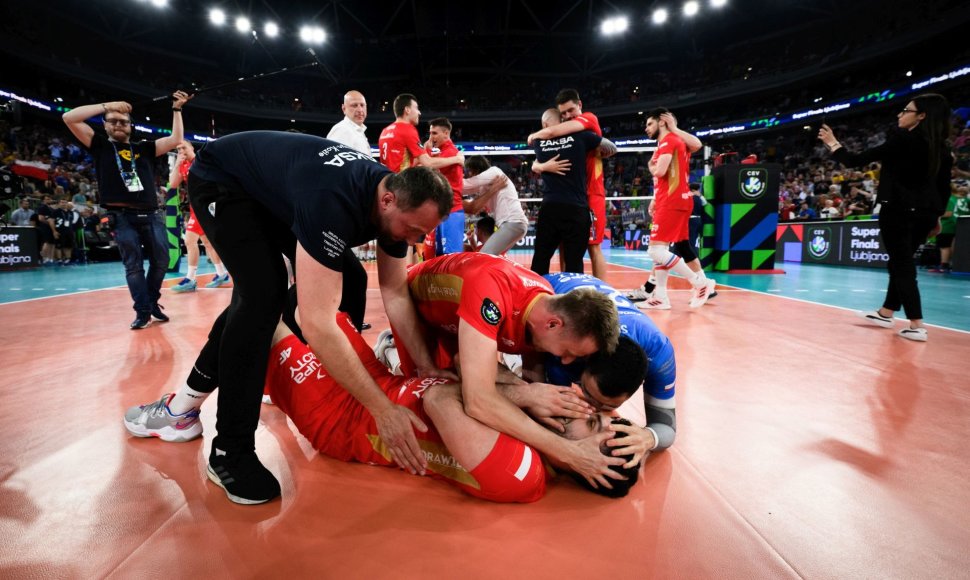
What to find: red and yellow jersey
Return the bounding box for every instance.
[406,253,552,354]
[651,132,692,211]
[378,121,425,173]
[426,138,464,212]
[573,112,605,198]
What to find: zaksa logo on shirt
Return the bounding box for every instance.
[539,136,575,148]
[319,148,374,167]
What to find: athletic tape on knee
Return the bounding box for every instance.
[648,245,680,270]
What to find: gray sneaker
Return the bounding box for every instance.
[123,394,202,442]
[625,287,651,302]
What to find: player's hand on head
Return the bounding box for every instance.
[373,404,429,475]
[525,383,594,431]
[606,422,653,468]
[568,432,626,489]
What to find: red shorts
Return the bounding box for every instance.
[185,206,206,237]
[466,432,547,503]
[649,207,690,244]
[588,194,606,245]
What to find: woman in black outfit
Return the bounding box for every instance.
[818,94,953,342]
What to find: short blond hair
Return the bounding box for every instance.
[545,287,619,354]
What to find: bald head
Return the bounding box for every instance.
[541,108,561,129]
[342,90,367,125]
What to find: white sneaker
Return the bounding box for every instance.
[373,329,399,372]
[501,353,523,376]
[639,295,671,310]
[898,327,927,342]
[123,393,202,442]
[858,310,894,328]
[625,287,651,302]
[689,279,717,308]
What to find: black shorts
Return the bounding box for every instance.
[37,224,54,244]
[56,229,75,249]
[935,233,954,248]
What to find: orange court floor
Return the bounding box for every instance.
[0,258,968,579]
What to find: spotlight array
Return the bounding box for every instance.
[131,2,325,45]
[602,0,730,35]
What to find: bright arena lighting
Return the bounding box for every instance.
[300,25,326,44]
[264,21,279,38]
[601,16,629,36]
[235,16,251,33]
[209,8,226,26]
[684,1,700,17]
[711,0,728,7]
[150,0,167,7]
[652,8,669,24]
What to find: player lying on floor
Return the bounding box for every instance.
[264,311,646,502]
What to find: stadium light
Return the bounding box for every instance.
[300,25,326,44]
[264,21,279,38]
[684,1,700,17]
[209,8,226,26]
[652,8,669,25]
[150,0,167,7]
[235,16,251,33]
[711,0,728,7]
[601,16,629,36]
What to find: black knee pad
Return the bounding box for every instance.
[672,240,697,262]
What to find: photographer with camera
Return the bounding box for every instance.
[62,90,192,329]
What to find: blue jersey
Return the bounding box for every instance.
[542,273,676,402]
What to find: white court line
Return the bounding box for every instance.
[607,256,970,334]
[0,285,129,306]
[852,289,867,292]
[823,289,838,292]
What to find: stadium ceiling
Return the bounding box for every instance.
[15,0,968,88]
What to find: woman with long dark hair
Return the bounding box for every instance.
[819,94,953,341]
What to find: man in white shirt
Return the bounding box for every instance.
[326,90,370,155]
[327,90,375,325]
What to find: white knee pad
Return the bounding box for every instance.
[648,245,677,269]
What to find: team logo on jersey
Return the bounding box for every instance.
[807,227,832,260]
[739,168,768,200]
[481,298,501,325]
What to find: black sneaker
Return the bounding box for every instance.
[151,304,170,323]
[207,449,281,505]
[130,313,152,330]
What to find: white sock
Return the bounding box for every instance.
[186,265,198,280]
[654,269,670,298]
[169,384,211,415]
[214,262,228,277]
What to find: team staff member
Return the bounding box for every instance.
[639,108,716,310]
[125,132,455,505]
[169,140,231,292]
[62,90,192,329]
[398,252,626,489]
[819,94,953,341]
[528,89,609,279]
[326,90,370,155]
[530,109,616,275]
[542,272,679,467]
[423,117,465,257]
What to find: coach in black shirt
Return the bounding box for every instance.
[168,131,452,504]
[529,109,616,274]
[63,91,192,328]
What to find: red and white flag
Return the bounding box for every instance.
[11,160,51,181]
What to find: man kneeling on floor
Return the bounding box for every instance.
[125,312,646,502]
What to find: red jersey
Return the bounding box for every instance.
[378,121,425,173]
[572,112,605,198]
[407,253,553,354]
[427,138,464,212]
[651,132,692,211]
[265,313,547,502]
[178,157,193,181]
